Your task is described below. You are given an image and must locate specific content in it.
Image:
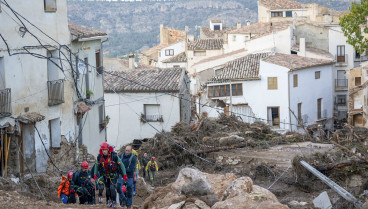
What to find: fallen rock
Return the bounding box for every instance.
[143,167,289,209]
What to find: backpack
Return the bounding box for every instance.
[150,161,156,171]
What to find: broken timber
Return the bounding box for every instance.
[300,160,363,208]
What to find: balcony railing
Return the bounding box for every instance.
[0,88,11,117]
[335,79,348,89]
[335,54,348,66]
[142,115,163,123]
[48,79,64,106]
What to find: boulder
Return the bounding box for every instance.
[172,167,211,196]
[222,177,253,200]
[183,202,200,209]
[194,199,211,209]
[168,201,186,209]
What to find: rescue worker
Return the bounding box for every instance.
[57,171,76,204]
[141,153,150,179]
[131,149,141,196]
[118,145,137,209]
[72,161,95,204]
[145,157,158,187]
[93,142,127,209]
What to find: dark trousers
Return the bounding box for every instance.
[104,176,119,203]
[76,186,95,204]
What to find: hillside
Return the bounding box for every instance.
[67,0,354,57]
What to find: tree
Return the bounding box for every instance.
[339,0,368,54]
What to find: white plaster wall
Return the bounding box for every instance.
[158,41,185,64]
[160,62,187,69]
[289,65,334,130]
[0,0,74,172]
[105,92,181,150]
[71,39,106,156]
[187,49,223,75]
[226,34,249,53]
[245,27,292,55]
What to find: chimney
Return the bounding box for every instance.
[246,20,251,26]
[300,38,306,57]
[237,22,241,29]
[187,35,194,42]
[129,54,135,69]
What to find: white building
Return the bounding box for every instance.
[69,23,108,156]
[104,67,190,149]
[0,0,74,174]
[203,53,335,132]
[157,41,186,68]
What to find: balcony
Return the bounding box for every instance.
[0,88,11,117]
[141,114,164,123]
[335,79,348,91]
[48,79,64,106]
[335,54,348,67]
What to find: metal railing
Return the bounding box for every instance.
[48,79,64,106]
[145,115,163,122]
[335,79,348,88]
[0,88,11,117]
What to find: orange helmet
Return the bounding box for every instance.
[81,161,89,169]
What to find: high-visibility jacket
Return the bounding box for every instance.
[145,161,158,172]
[58,175,71,197]
[132,149,141,170]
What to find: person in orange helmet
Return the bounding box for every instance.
[57,171,75,204]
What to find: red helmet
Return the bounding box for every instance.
[81,161,89,169]
[152,157,156,161]
[67,171,73,178]
[101,142,109,150]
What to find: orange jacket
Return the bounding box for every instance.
[57,175,71,197]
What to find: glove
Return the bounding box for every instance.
[94,175,97,181]
[123,174,128,181]
[122,185,126,193]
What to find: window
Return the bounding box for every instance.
[317,98,322,119]
[268,77,278,90]
[44,0,57,12]
[271,12,283,17]
[336,95,346,106]
[356,50,361,59]
[297,103,302,124]
[337,45,345,62]
[165,49,174,56]
[214,25,221,31]
[99,105,104,131]
[315,71,320,79]
[355,77,362,86]
[96,51,101,68]
[267,107,280,127]
[208,84,243,97]
[144,104,163,122]
[293,74,298,87]
[285,11,293,17]
[49,118,61,148]
[194,51,206,56]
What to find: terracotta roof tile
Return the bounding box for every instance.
[259,0,303,10]
[200,27,236,39]
[104,68,184,92]
[188,39,224,51]
[162,52,187,63]
[207,52,271,84]
[141,43,169,61]
[69,23,107,39]
[193,49,246,66]
[262,53,334,70]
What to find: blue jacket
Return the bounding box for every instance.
[120,153,137,178]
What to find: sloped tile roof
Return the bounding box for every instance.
[259,0,303,10]
[162,52,187,63]
[141,43,169,62]
[188,39,224,51]
[262,53,334,70]
[229,21,295,35]
[69,23,107,39]
[200,27,236,39]
[104,68,184,93]
[207,52,271,84]
[193,49,246,66]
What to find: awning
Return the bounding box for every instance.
[77,102,91,114]
[0,117,15,128]
[17,112,45,124]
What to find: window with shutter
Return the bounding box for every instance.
[44,0,57,12]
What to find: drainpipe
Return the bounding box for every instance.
[288,71,292,132]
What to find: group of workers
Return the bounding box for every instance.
[57,142,158,208]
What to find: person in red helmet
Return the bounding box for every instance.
[145,157,158,187]
[58,171,75,204]
[71,161,95,204]
[93,142,127,208]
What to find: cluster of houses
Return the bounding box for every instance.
[0,0,367,176]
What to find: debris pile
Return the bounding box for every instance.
[137,114,308,170]
[143,167,289,209]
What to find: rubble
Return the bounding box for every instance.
[142,167,290,209]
